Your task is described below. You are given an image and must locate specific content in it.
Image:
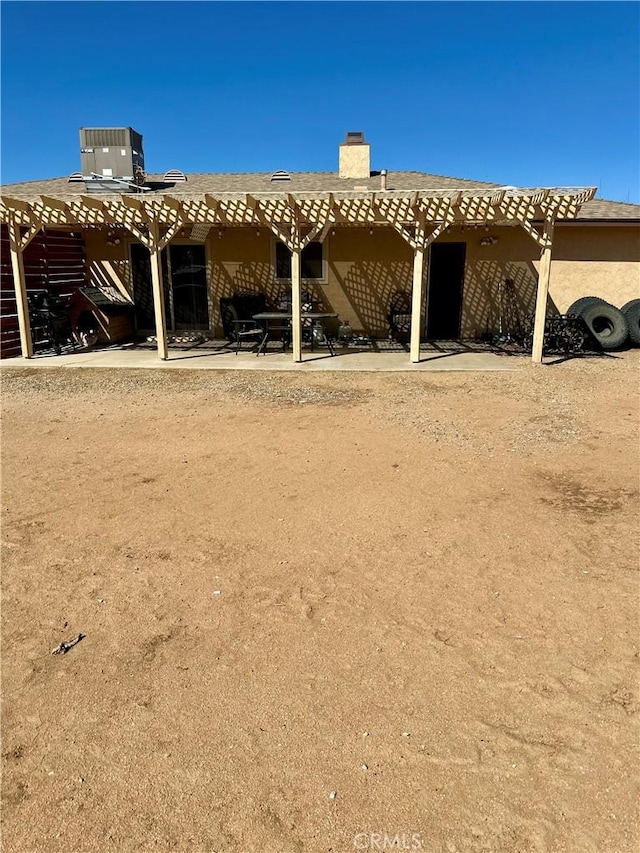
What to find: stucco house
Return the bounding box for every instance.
[1,129,638,363]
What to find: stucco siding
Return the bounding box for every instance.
[549,225,640,311]
[77,221,640,340]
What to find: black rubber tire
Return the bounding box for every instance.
[620,299,640,346]
[578,301,629,350]
[566,296,606,316]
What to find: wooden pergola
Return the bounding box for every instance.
[0,185,595,363]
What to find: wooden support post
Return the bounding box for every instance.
[7,218,33,358]
[291,247,302,362]
[410,247,426,363]
[531,219,555,364]
[148,231,168,361]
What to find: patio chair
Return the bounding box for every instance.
[219,299,264,354]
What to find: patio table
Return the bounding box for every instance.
[253,312,338,356]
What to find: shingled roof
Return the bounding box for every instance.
[1,170,638,221]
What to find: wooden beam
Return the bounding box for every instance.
[270,220,297,249]
[423,220,450,248]
[246,194,298,249]
[291,247,302,362]
[205,194,232,225]
[317,223,332,244]
[119,221,151,248]
[19,222,43,252]
[7,217,33,358]
[2,196,32,214]
[1,198,43,247]
[80,194,106,210]
[148,222,168,360]
[531,219,555,364]
[157,220,184,251]
[386,220,418,249]
[409,247,426,363]
[120,195,147,214]
[299,222,327,250]
[370,194,417,247]
[161,195,184,214]
[40,195,70,215]
[519,219,546,248]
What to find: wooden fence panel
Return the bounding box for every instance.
[0,226,86,358]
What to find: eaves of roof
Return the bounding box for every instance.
[1,171,638,222]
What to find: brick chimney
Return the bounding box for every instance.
[339,132,371,180]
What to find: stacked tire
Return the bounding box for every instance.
[566,297,629,350]
[620,299,640,346]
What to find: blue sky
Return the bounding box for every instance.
[1,1,638,202]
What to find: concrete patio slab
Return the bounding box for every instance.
[1,344,522,372]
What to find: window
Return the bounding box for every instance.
[275,241,325,280]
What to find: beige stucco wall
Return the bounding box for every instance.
[549,225,640,311]
[80,220,640,339]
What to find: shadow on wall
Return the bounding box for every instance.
[329,259,412,337]
[210,260,342,335]
[464,259,559,338]
[331,255,558,341]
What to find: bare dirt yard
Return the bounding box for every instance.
[1,353,639,853]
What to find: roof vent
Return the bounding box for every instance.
[68,172,83,182]
[270,170,291,182]
[163,169,187,183]
[344,131,365,145]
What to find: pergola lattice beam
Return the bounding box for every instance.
[0,188,596,232]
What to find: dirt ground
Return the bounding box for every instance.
[1,353,639,853]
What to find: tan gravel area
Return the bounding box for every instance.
[1,353,639,853]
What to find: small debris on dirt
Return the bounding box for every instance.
[51,633,85,655]
[329,790,337,800]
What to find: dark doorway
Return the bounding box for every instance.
[168,245,209,330]
[131,243,169,332]
[426,242,466,339]
[130,243,209,332]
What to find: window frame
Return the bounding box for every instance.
[272,237,328,284]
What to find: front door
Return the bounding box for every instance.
[426,242,466,340]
